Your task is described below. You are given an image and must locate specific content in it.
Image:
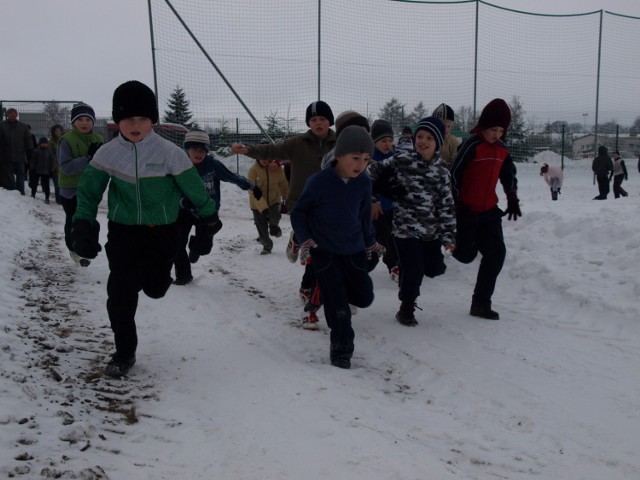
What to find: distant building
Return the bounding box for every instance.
[572,133,640,158]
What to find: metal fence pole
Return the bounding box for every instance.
[594,9,603,153]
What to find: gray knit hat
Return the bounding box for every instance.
[370,120,394,143]
[184,129,210,151]
[334,125,374,157]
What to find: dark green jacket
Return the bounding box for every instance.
[246,129,336,210]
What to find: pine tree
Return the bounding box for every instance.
[163,86,197,128]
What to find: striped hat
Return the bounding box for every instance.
[414,116,445,151]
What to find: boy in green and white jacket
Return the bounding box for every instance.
[71,80,218,378]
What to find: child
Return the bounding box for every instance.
[173,129,263,285]
[320,110,370,169]
[29,137,56,203]
[396,126,414,152]
[49,124,64,204]
[610,150,628,198]
[291,126,384,368]
[70,81,218,378]
[592,146,613,200]
[540,163,563,200]
[369,117,455,326]
[247,154,289,255]
[58,103,103,265]
[369,119,400,281]
[231,101,336,306]
[432,103,461,165]
[449,98,520,320]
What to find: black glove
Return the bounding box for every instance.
[505,191,522,221]
[188,214,223,261]
[86,142,103,160]
[372,164,407,201]
[252,185,263,201]
[71,220,102,259]
[201,213,223,237]
[188,234,211,262]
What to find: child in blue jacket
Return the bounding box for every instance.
[174,129,263,285]
[291,126,384,369]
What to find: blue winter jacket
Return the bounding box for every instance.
[291,165,375,255]
[188,155,253,214]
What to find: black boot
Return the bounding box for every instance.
[470,303,500,320]
[330,343,353,369]
[395,300,418,326]
[551,188,558,201]
[105,353,136,378]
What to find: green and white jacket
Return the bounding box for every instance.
[73,130,215,225]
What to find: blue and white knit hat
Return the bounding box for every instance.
[70,103,96,124]
[414,116,446,151]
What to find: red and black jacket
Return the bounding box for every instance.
[449,134,518,213]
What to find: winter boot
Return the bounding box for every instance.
[188,250,200,264]
[286,231,299,263]
[551,188,558,201]
[269,225,282,238]
[299,287,312,304]
[469,303,500,320]
[389,265,401,284]
[260,236,273,255]
[105,353,136,378]
[302,311,319,330]
[173,274,193,286]
[395,300,418,326]
[69,251,91,267]
[330,343,354,369]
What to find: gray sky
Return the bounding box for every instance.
[2,0,640,120]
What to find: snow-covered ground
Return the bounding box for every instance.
[1,152,639,479]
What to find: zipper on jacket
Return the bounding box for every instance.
[134,143,142,224]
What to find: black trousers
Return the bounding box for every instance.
[613,174,627,198]
[173,209,200,280]
[311,249,374,351]
[453,209,506,307]
[372,209,398,271]
[60,196,78,251]
[105,221,178,358]
[29,173,51,198]
[394,237,446,303]
[596,174,610,199]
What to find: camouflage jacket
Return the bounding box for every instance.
[369,151,456,244]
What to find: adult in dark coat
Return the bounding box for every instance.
[0,108,34,194]
[591,146,613,200]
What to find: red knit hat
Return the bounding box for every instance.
[470,98,511,138]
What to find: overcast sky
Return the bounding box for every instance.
[2,0,639,119]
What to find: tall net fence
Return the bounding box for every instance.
[9,2,638,178]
